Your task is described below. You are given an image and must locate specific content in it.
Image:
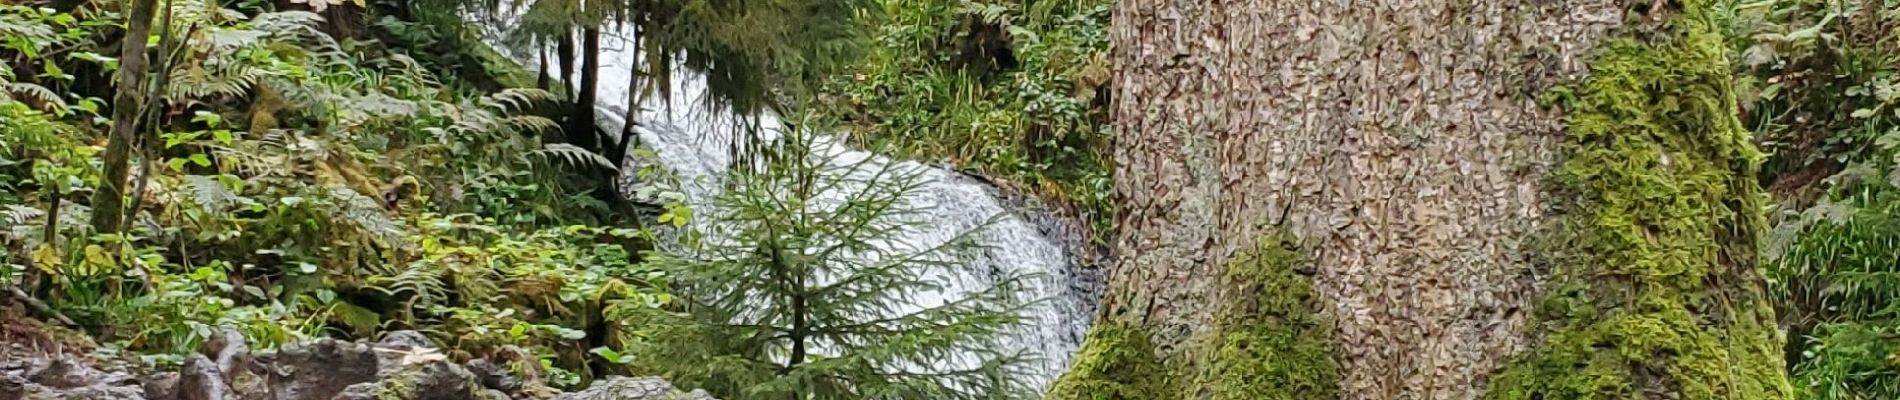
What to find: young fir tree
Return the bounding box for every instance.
[625,122,1036,400]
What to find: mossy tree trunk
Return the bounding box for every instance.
[91,0,162,234]
[1051,0,1793,398]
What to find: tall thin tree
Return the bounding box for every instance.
[90,0,162,234]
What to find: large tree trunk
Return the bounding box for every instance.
[1051,0,1793,398]
[91,0,161,234]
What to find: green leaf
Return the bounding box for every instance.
[589,347,629,364]
[192,111,223,127]
[189,153,211,167]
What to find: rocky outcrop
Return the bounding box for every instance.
[552,377,714,400]
[1,347,146,400]
[2,330,714,400]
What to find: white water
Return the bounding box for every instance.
[478,24,1101,391]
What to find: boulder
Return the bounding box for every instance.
[175,355,233,400]
[552,377,716,400]
[1,345,145,400]
[8,330,715,400]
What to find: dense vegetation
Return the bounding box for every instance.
[6,0,1900,397]
[0,0,658,386]
[816,0,1113,241]
[1734,0,1900,397]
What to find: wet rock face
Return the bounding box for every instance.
[4,330,716,400]
[252,336,380,400]
[1,344,147,400]
[552,377,715,400]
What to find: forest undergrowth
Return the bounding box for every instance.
[6,0,1900,397]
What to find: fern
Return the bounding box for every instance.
[181,175,253,213]
[5,82,65,111]
[534,143,619,171]
[324,186,405,247]
[0,205,45,242]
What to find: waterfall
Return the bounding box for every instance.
[479,23,1103,391]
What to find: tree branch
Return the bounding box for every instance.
[3,285,75,327]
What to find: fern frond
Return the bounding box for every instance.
[324,186,405,246]
[5,83,63,110]
[486,88,557,113]
[250,11,325,34]
[534,143,619,171]
[182,175,252,212]
[0,205,44,230]
[0,205,45,243]
[168,64,273,100]
[505,116,558,134]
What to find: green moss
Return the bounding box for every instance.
[1486,0,1794,398]
[1046,322,1169,400]
[1195,231,1338,400]
[1048,232,1337,400]
[460,39,539,90]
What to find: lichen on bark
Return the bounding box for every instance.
[1486,0,1793,398]
[1048,232,1337,400]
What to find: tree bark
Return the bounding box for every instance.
[1072,0,1790,398]
[566,28,601,151]
[90,0,161,234]
[557,30,577,95]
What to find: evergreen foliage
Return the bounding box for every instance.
[622,119,1036,400]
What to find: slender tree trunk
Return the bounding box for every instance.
[556,30,577,95]
[566,27,602,152]
[1055,0,1793,398]
[91,0,161,234]
[537,47,552,91]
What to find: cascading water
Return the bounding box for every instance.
[478,23,1102,390]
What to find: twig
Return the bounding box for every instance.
[3,285,76,327]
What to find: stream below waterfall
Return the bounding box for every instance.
[477,22,1105,390]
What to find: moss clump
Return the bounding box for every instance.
[1048,232,1337,400]
[1195,231,1338,400]
[1046,322,1169,400]
[460,39,540,90]
[1486,0,1794,398]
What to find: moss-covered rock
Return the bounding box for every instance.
[1047,232,1337,400]
[1486,0,1794,398]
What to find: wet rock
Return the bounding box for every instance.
[7,329,714,400]
[552,377,716,400]
[176,355,232,400]
[464,359,518,393]
[256,339,379,400]
[29,358,91,388]
[330,360,486,400]
[0,350,145,400]
[141,372,179,400]
[201,329,249,378]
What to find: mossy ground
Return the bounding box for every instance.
[1485,0,1793,398]
[1046,233,1337,399]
